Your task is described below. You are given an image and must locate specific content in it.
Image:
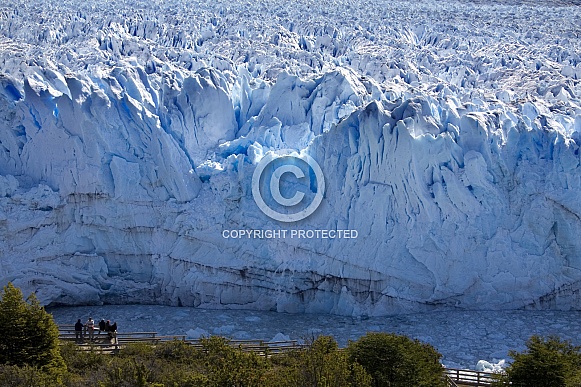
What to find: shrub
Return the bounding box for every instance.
[298,336,371,387]
[494,335,581,387]
[201,336,270,386]
[347,332,445,387]
[268,336,372,387]
[98,358,150,387]
[60,341,107,374]
[117,342,157,359]
[0,283,65,374]
[0,364,59,387]
[154,339,200,363]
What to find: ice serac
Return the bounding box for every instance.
[1,0,581,315]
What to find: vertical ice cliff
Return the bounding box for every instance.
[0,0,580,315]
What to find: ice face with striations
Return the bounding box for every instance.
[1,0,581,315]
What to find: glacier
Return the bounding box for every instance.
[0,0,581,316]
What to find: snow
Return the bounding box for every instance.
[48,305,581,370]
[1,0,581,317]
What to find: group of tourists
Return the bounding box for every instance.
[74,317,118,342]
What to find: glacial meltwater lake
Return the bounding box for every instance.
[48,306,581,370]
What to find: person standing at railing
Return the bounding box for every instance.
[98,318,106,335]
[74,319,83,342]
[86,317,95,341]
[109,321,118,349]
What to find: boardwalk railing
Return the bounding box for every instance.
[444,368,497,386]
[58,325,304,354]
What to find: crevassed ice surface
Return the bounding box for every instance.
[0,0,580,316]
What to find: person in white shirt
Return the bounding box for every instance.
[86,317,95,341]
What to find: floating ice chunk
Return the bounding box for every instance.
[475,359,506,373]
[270,332,291,342]
[186,327,209,339]
[213,325,236,335]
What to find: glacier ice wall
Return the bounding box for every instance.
[1,0,581,315]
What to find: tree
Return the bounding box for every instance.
[494,335,581,387]
[0,283,65,373]
[347,332,445,387]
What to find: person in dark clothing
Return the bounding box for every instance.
[105,320,111,333]
[98,319,106,335]
[74,319,83,342]
[110,321,119,349]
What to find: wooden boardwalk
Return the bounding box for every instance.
[58,325,498,386]
[444,368,496,386]
[58,324,304,355]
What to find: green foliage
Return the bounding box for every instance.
[0,282,66,374]
[98,358,152,387]
[200,336,270,386]
[268,336,372,387]
[347,332,445,387]
[300,336,346,387]
[494,335,581,387]
[349,361,374,387]
[60,341,107,374]
[296,336,370,387]
[0,364,61,387]
[154,339,200,363]
[61,337,268,387]
[54,333,436,387]
[117,342,156,359]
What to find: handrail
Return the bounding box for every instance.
[444,367,498,386]
[57,325,305,354]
